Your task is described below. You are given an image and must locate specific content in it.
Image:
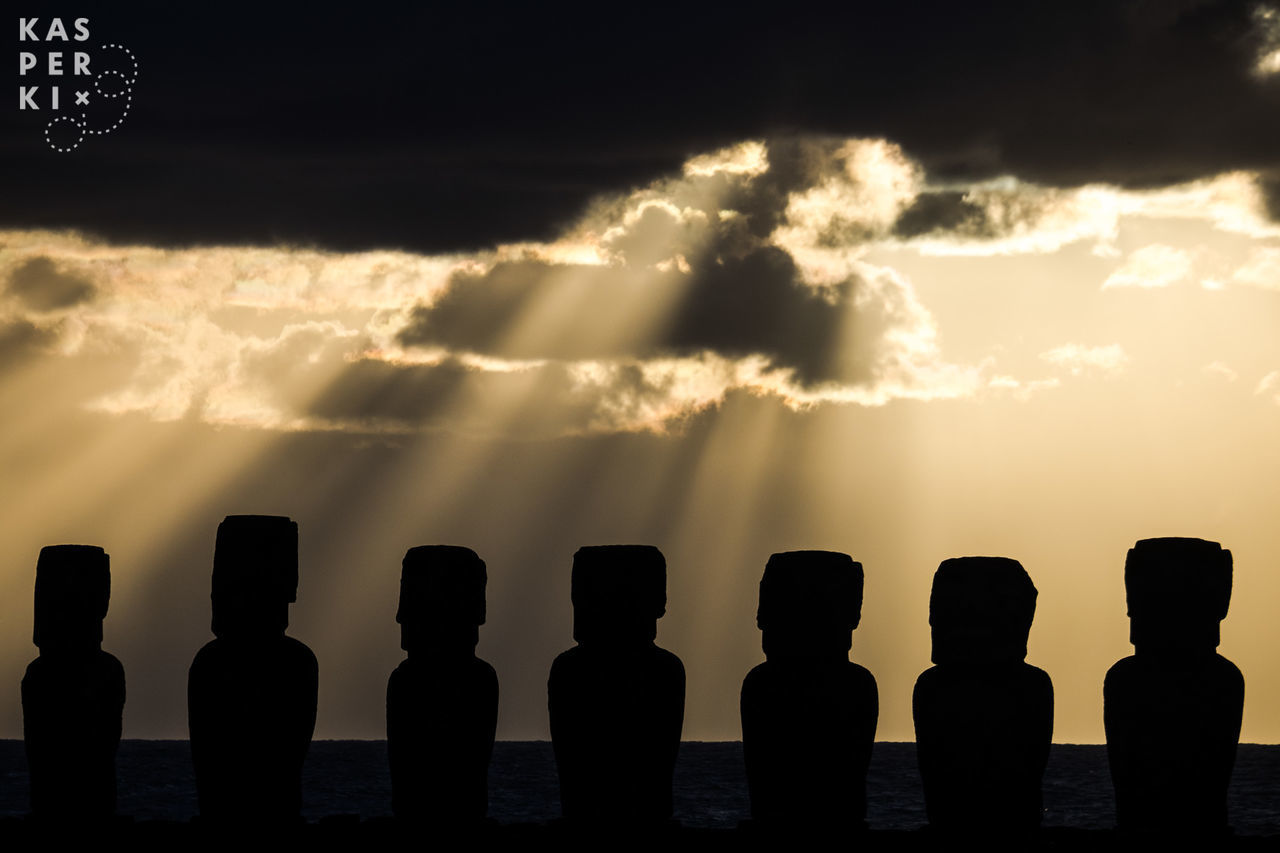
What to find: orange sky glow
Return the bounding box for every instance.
[1,138,1278,742]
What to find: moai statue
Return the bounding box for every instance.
[387,545,498,824]
[548,545,685,825]
[740,550,878,829]
[1104,537,1243,835]
[22,545,125,819]
[913,557,1053,833]
[188,515,318,824]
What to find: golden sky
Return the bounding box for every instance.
[1,138,1278,742]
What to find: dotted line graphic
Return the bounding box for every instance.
[102,44,139,86]
[44,115,83,154]
[45,42,139,152]
[94,69,127,100]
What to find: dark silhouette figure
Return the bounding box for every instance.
[913,556,1053,834]
[387,545,498,824]
[21,544,125,819]
[740,550,877,829]
[1104,537,1243,836]
[188,515,318,824]
[548,545,685,825]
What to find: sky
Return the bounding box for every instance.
[3,1,1280,742]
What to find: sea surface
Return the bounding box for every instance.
[1,741,1279,834]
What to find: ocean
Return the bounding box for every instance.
[1,741,1278,834]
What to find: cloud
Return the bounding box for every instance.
[1257,370,1280,402]
[1230,246,1280,289]
[5,257,96,311]
[397,249,903,388]
[302,352,774,438]
[890,180,1122,256]
[1040,343,1130,376]
[7,3,1280,257]
[1253,4,1280,77]
[1203,361,1240,382]
[11,134,1280,438]
[398,139,964,394]
[304,357,593,438]
[0,140,978,436]
[396,259,673,363]
[0,319,60,371]
[775,139,923,251]
[856,172,1278,259]
[1102,244,1194,289]
[1124,173,1280,239]
[987,374,1062,402]
[682,141,769,178]
[0,159,974,437]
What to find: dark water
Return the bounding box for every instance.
[1,741,1279,833]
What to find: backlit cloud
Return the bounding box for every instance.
[1040,343,1130,376]
[1231,247,1280,290]
[1253,5,1280,77]
[886,172,1280,258]
[1257,370,1280,403]
[5,257,97,312]
[4,136,1280,437]
[1203,361,1241,383]
[1102,245,1194,289]
[987,374,1062,402]
[894,180,1121,256]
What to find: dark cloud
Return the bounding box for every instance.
[891,187,1075,243]
[893,192,989,238]
[6,258,96,311]
[1265,176,1280,221]
[0,320,59,370]
[304,357,682,438]
[398,261,665,361]
[396,246,883,386]
[394,138,931,387]
[659,248,846,381]
[4,1,1280,253]
[309,358,494,425]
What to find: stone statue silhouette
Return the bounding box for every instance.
[913,556,1053,833]
[740,550,877,829]
[188,515,318,824]
[387,545,498,824]
[22,544,125,819]
[548,545,685,825]
[1104,537,1244,835]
